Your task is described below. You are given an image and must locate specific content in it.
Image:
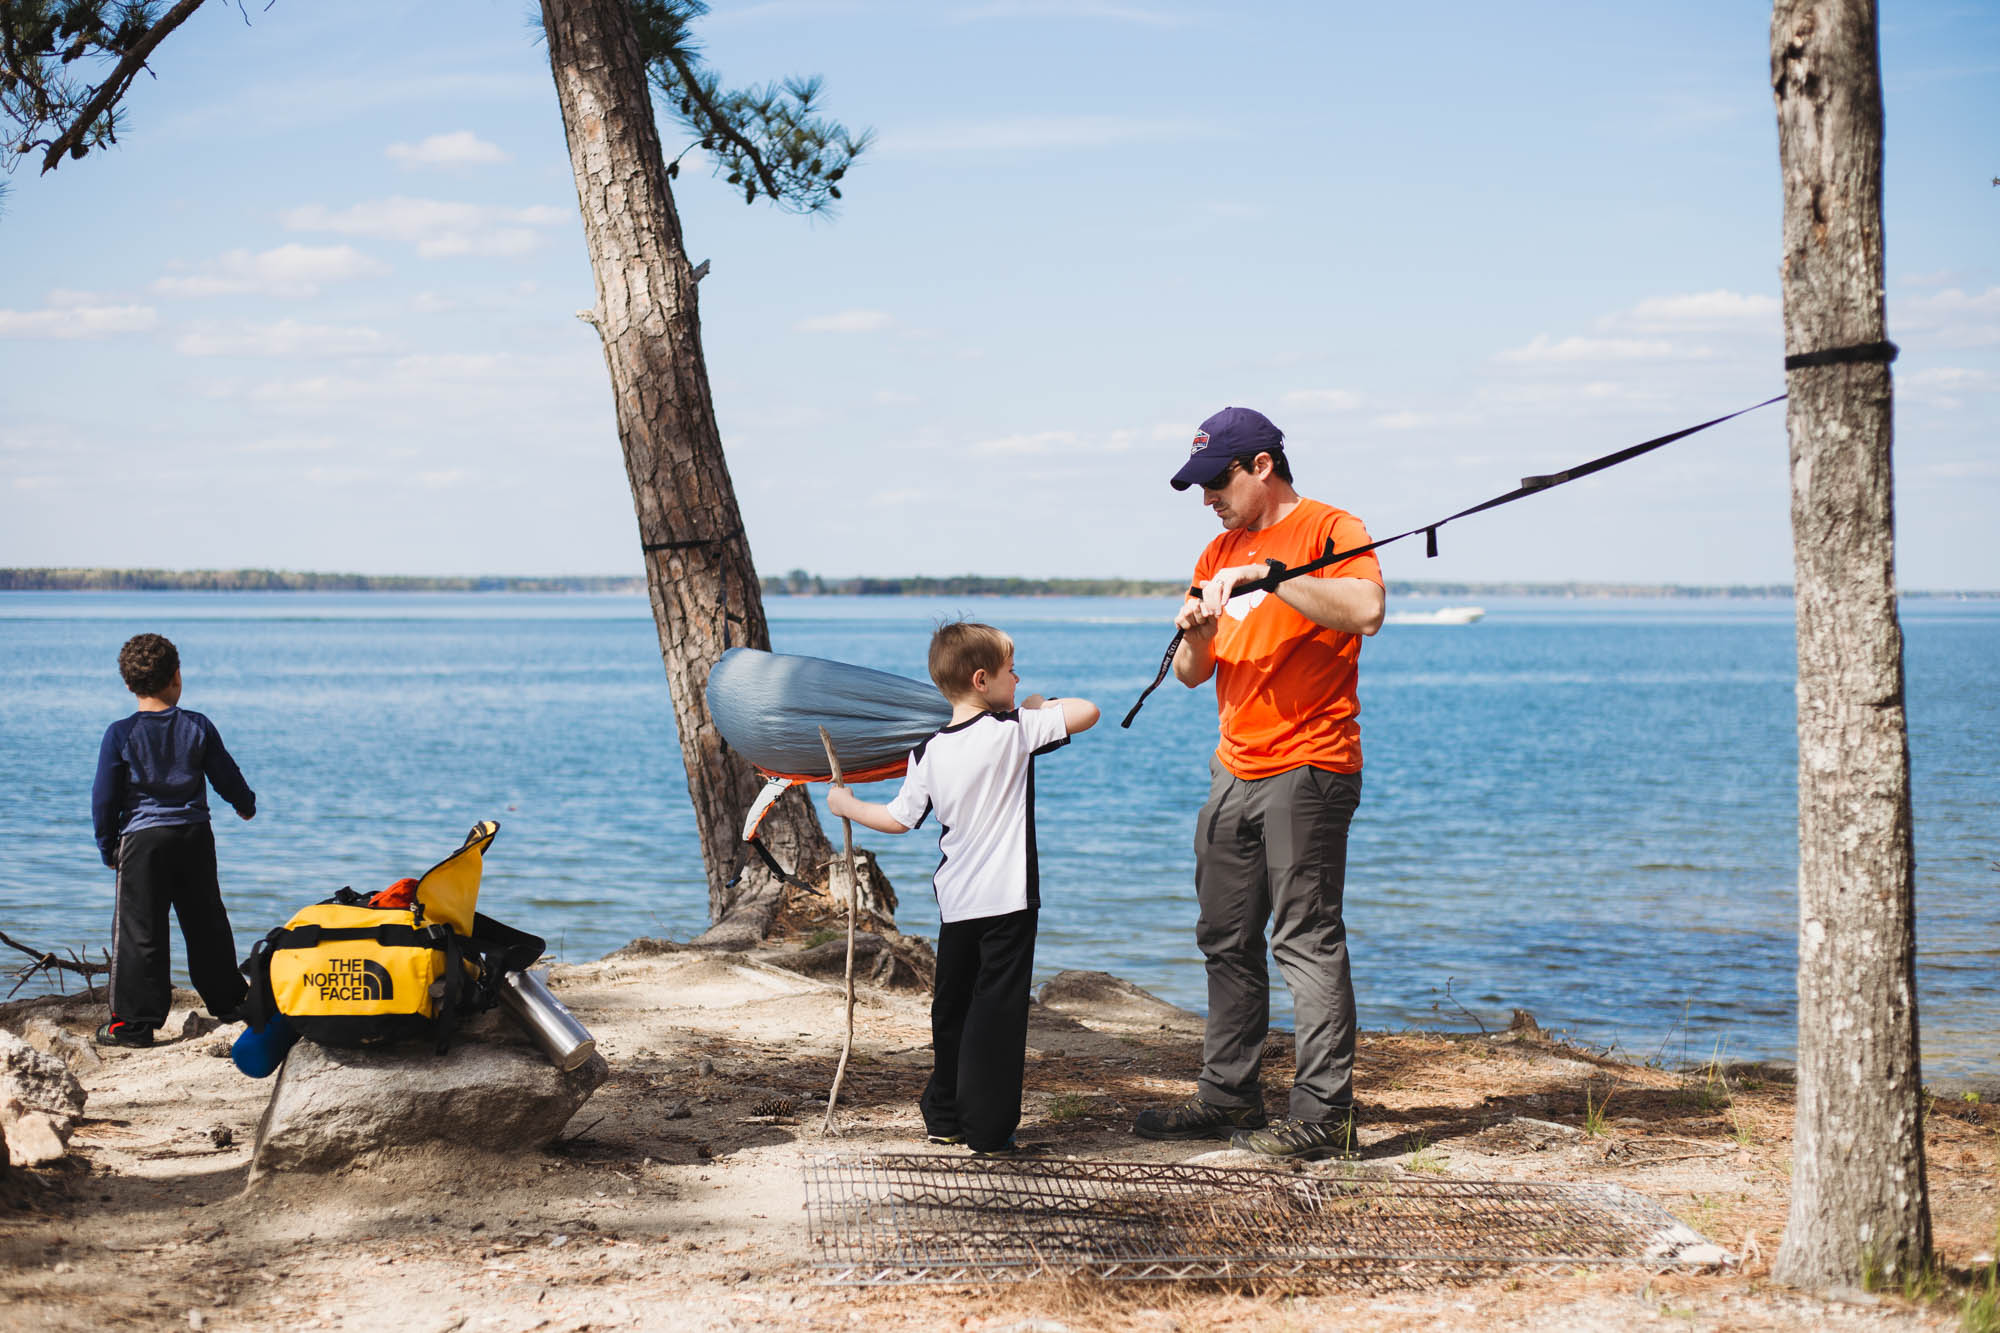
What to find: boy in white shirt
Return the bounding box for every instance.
[829,621,1099,1153]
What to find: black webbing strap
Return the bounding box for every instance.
[1785,340,1897,371]
[267,922,451,950]
[1120,394,1788,728]
[639,527,744,649]
[639,527,741,553]
[738,835,820,894]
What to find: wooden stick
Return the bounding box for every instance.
[0,930,110,998]
[817,726,861,1137]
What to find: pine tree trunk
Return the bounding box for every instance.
[539,0,838,944]
[1770,0,1930,1290]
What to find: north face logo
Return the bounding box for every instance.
[305,957,395,1002]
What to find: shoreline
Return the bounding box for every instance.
[3,937,1994,1331]
[8,569,2000,599]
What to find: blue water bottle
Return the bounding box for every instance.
[231,1012,299,1078]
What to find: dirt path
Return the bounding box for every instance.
[3,945,1993,1331]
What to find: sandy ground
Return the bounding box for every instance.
[2,939,1994,1332]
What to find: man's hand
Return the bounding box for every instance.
[1196,562,1276,618]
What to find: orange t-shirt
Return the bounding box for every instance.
[1193,497,1382,779]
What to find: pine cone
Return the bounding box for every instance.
[750,1094,797,1118]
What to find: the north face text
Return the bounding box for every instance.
[304,958,394,1002]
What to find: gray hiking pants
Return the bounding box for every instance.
[1194,759,1363,1122]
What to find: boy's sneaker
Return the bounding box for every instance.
[94,1019,155,1049]
[925,1132,965,1146]
[1230,1115,1360,1161]
[1132,1095,1267,1141]
[968,1138,1046,1157]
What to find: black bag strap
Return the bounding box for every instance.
[266,922,449,951]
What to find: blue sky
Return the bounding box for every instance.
[2,1,1994,587]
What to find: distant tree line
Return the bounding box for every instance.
[5,567,1992,599]
[0,568,646,593]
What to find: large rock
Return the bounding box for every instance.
[0,1029,87,1167]
[15,1015,102,1072]
[250,1032,609,1178]
[0,1030,86,1132]
[1037,970,1199,1027]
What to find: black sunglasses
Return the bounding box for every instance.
[1200,459,1242,490]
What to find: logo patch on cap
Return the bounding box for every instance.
[1188,431,1210,457]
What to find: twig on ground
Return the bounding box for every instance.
[817,726,860,1137]
[1,930,111,997]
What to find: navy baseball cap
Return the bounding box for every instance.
[1169,406,1286,490]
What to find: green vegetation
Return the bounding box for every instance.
[1582,1083,1614,1137]
[1045,1093,1095,1123]
[10,567,1997,598]
[0,569,645,593]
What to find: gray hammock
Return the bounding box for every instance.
[705,647,949,784]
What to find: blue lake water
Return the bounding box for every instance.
[2,591,1994,1078]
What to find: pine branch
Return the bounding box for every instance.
[36,0,208,174]
[663,45,782,203]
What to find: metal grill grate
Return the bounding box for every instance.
[803,1153,1730,1287]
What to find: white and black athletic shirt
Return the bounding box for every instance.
[884,704,1071,924]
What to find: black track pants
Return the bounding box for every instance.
[922,907,1038,1151]
[110,823,249,1028]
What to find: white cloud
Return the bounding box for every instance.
[153,244,387,298]
[284,196,567,258]
[1371,410,1482,431]
[1900,286,2000,347]
[236,434,340,454]
[1901,365,1993,409]
[386,131,509,168]
[882,115,1215,154]
[1616,289,1780,331]
[794,309,892,333]
[972,430,1077,455]
[969,427,1141,455]
[1497,334,1708,363]
[872,389,919,406]
[1281,388,1364,412]
[950,2,1191,25]
[0,300,158,339]
[175,319,386,358]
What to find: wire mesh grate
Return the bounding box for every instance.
[803,1153,1730,1287]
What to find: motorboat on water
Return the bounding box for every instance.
[1383,605,1485,626]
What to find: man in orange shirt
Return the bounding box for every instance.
[1132,406,1385,1160]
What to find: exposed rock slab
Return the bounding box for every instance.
[250,1032,609,1179]
[1036,970,1200,1028]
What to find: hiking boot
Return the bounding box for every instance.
[1132,1095,1267,1141]
[94,1019,155,1049]
[1230,1115,1360,1161]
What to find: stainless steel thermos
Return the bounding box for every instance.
[497,969,597,1071]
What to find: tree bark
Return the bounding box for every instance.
[1770,0,1930,1290]
[540,0,837,944]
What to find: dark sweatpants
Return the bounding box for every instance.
[110,823,249,1029]
[921,907,1038,1152]
[1194,761,1363,1122]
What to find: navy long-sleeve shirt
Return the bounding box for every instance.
[91,707,256,867]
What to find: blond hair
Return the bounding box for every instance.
[928,621,1012,699]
